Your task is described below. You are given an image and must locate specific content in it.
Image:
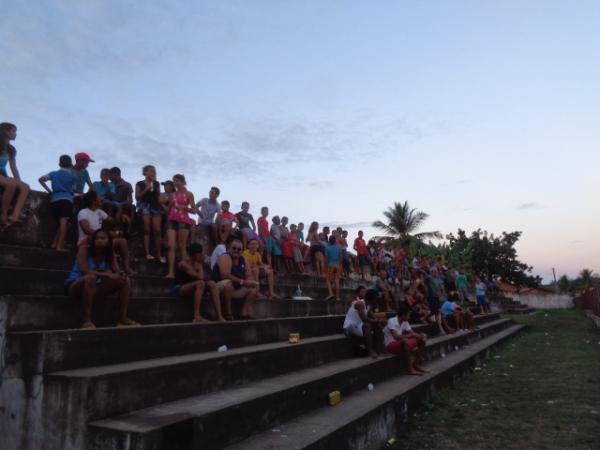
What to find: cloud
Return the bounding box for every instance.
[325,221,372,229]
[516,202,545,210]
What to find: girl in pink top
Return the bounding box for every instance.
[165,174,197,279]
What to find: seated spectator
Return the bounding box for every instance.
[325,235,343,301]
[196,186,221,243]
[172,243,225,323]
[0,122,30,229]
[383,303,430,376]
[92,168,116,205]
[109,167,134,226]
[77,191,135,275]
[212,238,259,320]
[165,174,196,279]
[64,229,138,329]
[216,200,237,243]
[71,152,94,195]
[307,221,325,277]
[243,238,281,299]
[135,165,164,262]
[236,201,260,249]
[440,296,459,334]
[38,155,77,252]
[343,286,385,358]
[370,270,396,311]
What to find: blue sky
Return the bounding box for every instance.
[2,1,599,281]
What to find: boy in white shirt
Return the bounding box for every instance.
[383,303,430,376]
[343,286,385,358]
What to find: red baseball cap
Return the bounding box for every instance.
[74,152,95,163]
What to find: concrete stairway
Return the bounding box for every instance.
[489,294,536,315]
[0,192,526,450]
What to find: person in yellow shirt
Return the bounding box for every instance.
[243,238,281,300]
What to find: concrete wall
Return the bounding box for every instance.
[511,293,573,309]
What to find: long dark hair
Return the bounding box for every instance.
[308,221,319,235]
[88,229,114,262]
[0,123,12,153]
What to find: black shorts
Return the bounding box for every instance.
[358,254,369,267]
[428,296,440,315]
[166,220,191,231]
[445,314,456,327]
[51,199,74,221]
[310,245,325,256]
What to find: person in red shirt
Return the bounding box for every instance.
[257,206,271,266]
[353,230,369,280]
[215,200,238,244]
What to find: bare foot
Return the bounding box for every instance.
[269,293,282,300]
[407,370,423,376]
[216,316,227,323]
[165,273,175,279]
[192,316,210,324]
[56,247,70,253]
[415,365,431,373]
[81,321,96,330]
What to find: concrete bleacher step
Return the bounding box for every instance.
[0,265,356,300]
[1,294,352,331]
[222,324,525,450]
[0,243,358,289]
[8,315,346,372]
[87,318,515,450]
[507,307,536,314]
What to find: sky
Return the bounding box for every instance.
[2,1,599,282]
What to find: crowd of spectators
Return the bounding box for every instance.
[0,124,494,333]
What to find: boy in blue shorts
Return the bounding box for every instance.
[39,155,77,252]
[475,276,491,314]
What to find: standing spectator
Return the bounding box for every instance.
[325,235,343,301]
[421,268,446,335]
[236,201,259,249]
[109,167,134,225]
[307,221,325,277]
[216,200,238,243]
[0,122,30,229]
[383,303,430,376]
[456,268,471,303]
[135,165,164,262]
[196,186,221,243]
[165,174,196,279]
[289,224,307,274]
[64,229,138,329]
[77,191,136,275]
[353,230,369,280]
[212,238,259,320]
[243,238,281,299]
[71,152,94,195]
[475,276,491,314]
[257,206,271,266]
[38,155,77,252]
[172,243,225,323]
[269,215,283,272]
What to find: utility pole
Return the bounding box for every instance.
[552,267,558,293]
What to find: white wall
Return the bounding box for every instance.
[512,293,573,309]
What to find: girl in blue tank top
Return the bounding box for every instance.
[0,122,30,230]
[64,229,139,329]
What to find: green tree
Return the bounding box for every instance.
[445,228,541,287]
[557,275,570,294]
[579,269,594,289]
[372,201,442,248]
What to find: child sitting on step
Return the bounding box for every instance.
[383,303,430,376]
[64,229,139,329]
[38,155,78,252]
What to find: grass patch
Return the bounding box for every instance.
[394,310,600,450]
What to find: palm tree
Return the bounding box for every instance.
[579,269,594,289]
[372,201,442,248]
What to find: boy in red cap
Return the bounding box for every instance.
[72,152,94,195]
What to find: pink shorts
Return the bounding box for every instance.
[386,339,418,354]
